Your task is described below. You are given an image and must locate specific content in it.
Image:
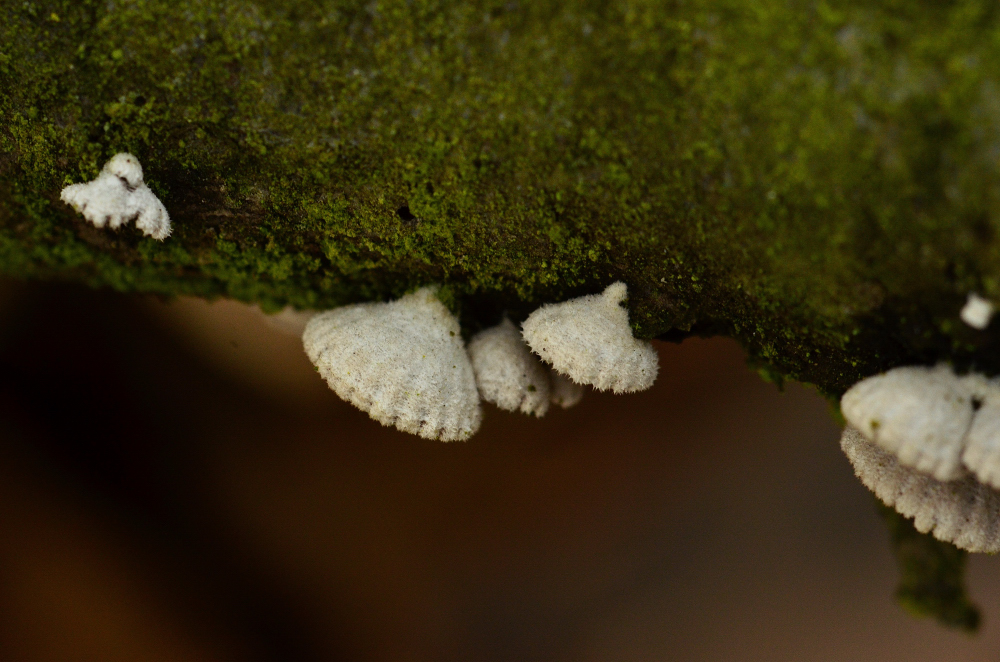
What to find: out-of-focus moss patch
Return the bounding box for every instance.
[878,502,981,632]
[4,0,1000,399]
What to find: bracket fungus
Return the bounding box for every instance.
[840,364,1000,551]
[60,153,171,240]
[521,282,658,393]
[841,427,1000,553]
[302,287,481,441]
[840,365,983,481]
[468,318,551,417]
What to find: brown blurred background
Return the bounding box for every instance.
[0,281,998,661]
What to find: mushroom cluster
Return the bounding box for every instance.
[301,282,658,441]
[840,364,1000,552]
[61,153,171,240]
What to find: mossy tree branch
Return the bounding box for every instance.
[5,0,1000,398]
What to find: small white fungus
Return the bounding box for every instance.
[60,153,171,240]
[840,364,983,481]
[960,293,994,330]
[841,426,1000,553]
[961,381,1000,490]
[302,287,482,441]
[521,281,659,393]
[468,318,550,417]
[549,370,584,408]
[841,363,1000,522]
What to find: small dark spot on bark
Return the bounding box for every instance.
[396,205,417,224]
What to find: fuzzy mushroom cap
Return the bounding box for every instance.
[102,152,144,188]
[302,287,482,441]
[468,317,550,417]
[963,384,1000,490]
[521,281,658,393]
[842,363,1000,493]
[841,426,1000,553]
[840,365,985,481]
[61,153,171,241]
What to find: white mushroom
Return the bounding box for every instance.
[841,426,1000,553]
[60,153,171,240]
[302,287,481,441]
[960,293,994,330]
[549,370,584,408]
[840,365,983,481]
[468,318,550,417]
[521,282,659,393]
[961,380,1000,489]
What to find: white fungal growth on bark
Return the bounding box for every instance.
[960,293,994,330]
[840,364,982,481]
[521,282,659,393]
[841,363,1000,489]
[841,426,1000,553]
[468,318,550,417]
[840,364,1000,548]
[961,381,1000,490]
[549,370,584,408]
[302,287,482,441]
[60,153,171,240]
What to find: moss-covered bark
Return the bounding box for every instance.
[5,0,1000,397]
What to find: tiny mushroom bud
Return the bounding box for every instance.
[468,317,550,417]
[521,281,659,393]
[60,152,171,240]
[302,287,482,441]
[841,426,1000,553]
[961,293,994,330]
[103,152,144,189]
[549,370,584,408]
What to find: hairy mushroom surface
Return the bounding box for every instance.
[521,282,658,393]
[841,426,1000,553]
[303,287,482,441]
[60,153,171,240]
[468,318,550,417]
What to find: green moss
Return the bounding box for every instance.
[878,502,981,632]
[5,0,1000,397]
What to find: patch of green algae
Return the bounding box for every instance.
[5,0,1000,627]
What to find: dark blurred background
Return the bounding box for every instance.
[0,281,998,661]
